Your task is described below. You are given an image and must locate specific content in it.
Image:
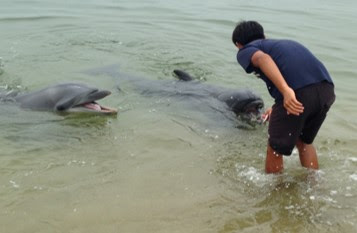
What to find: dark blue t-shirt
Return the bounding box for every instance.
[237,39,333,100]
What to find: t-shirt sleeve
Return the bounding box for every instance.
[237,46,259,74]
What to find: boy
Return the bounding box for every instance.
[232,21,335,173]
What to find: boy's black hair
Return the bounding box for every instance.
[232,21,265,46]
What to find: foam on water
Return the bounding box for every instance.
[235,164,272,188]
[350,174,357,181]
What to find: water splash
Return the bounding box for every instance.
[350,174,357,181]
[235,165,272,188]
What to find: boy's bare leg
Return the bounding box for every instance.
[265,144,283,173]
[296,139,319,169]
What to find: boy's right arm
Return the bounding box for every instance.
[251,50,304,116]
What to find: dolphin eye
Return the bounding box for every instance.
[56,105,66,111]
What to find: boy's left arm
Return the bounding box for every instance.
[251,50,304,116]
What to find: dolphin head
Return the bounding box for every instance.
[15,83,117,115]
[54,84,118,114]
[218,90,264,122]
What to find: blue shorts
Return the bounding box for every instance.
[268,81,335,155]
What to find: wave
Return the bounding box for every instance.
[0,15,76,22]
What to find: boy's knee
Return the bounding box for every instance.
[269,139,295,156]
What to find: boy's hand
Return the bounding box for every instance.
[261,107,272,123]
[282,87,304,115]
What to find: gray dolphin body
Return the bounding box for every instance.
[3,83,117,114]
[173,70,264,118]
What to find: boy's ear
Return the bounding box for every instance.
[236,42,243,49]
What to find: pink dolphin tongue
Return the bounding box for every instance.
[83,103,102,111]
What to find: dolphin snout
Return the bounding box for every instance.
[88,89,111,101]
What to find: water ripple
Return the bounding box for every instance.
[0,15,76,22]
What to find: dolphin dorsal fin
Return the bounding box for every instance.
[173,70,194,81]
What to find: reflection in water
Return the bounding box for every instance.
[0,104,114,157]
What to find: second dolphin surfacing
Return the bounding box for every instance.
[173,69,264,120]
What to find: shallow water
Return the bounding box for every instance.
[0,0,357,232]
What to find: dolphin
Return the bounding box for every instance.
[173,70,264,118]
[1,83,117,114]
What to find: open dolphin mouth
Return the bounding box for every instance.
[77,101,118,114]
[71,89,118,114]
[238,100,265,125]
